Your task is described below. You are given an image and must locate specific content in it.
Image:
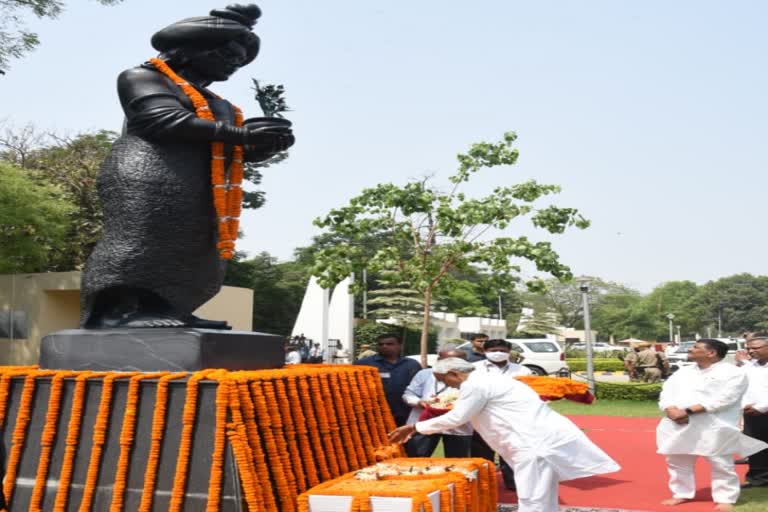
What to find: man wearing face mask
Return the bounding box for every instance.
[474,339,533,377]
[471,339,531,490]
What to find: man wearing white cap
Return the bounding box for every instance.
[389,357,620,512]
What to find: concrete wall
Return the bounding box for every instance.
[0,272,254,365]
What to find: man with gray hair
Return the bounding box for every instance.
[402,343,473,457]
[389,357,620,512]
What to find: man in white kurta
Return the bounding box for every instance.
[389,358,620,512]
[657,339,768,511]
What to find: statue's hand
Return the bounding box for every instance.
[243,125,295,159]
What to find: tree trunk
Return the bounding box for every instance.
[420,289,432,367]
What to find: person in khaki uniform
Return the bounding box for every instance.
[636,342,664,382]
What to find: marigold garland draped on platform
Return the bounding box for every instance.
[0,365,402,512]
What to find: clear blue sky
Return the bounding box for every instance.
[3,1,767,291]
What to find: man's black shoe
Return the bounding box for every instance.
[735,458,749,465]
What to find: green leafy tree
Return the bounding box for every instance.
[312,132,589,365]
[688,274,768,335]
[535,275,637,328]
[0,161,73,272]
[26,130,117,269]
[0,0,123,74]
[367,274,426,325]
[224,251,311,335]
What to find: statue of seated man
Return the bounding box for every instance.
[80,4,294,329]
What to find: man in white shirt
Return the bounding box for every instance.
[472,338,532,490]
[474,338,533,377]
[402,343,473,457]
[284,344,302,365]
[657,339,768,511]
[389,358,620,512]
[736,334,768,488]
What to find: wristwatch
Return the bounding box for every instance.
[684,407,695,415]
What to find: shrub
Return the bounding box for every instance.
[567,359,626,372]
[595,382,662,401]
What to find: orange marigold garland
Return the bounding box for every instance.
[169,369,213,512]
[138,372,187,512]
[4,370,57,505]
[250,379,295,509]
[337,370,368,467]
[286,374,321,488]
[296,373,332,480]
[53,372,108,512]
[78,372,139,512]
[261,378,298,509]
[206,370,230,512]
[29,371,77,512]
[274,377,309,493]
[235,379,278,511]
[110,372,169,512]
[148,57,244,260]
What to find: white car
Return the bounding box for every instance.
[408,338,569,376]
[567,342,623,353]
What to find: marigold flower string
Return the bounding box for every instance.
[78,372,139,512]
[53,372,108,512]
[110,372,169,512]
[274,377,308,493]
[236,379,278,511]
[148,57,244,260]
[286,375,320,487]
[4,370,57,505]
[169,370,213,512]
[138,372,187,512]
[29,371,77,512]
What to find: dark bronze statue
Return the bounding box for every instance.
[80,4,294,329]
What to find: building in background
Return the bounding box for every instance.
[0,271,254,366]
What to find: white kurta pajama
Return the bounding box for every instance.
[415,371,620,512]
[657,361,768,504]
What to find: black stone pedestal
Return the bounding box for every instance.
[39,328,284,372]
[2,376,245,511]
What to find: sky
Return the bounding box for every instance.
[2,0,767,292]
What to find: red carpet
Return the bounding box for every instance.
[496,415,748,512]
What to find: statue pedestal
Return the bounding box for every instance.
[39,328,284,372]
[4,376,243,511]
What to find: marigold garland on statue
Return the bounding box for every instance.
[148,57,244,260]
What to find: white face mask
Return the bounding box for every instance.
[485,351,510,363]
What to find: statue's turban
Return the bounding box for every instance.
[151,4,262,65]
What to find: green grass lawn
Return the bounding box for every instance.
[549,399,662,417]
[736,487,768,511]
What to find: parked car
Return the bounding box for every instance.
[407,338,568,376]
[667,339,744,372]
[567,342,624,353]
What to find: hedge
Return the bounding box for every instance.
[567,359,626,372]
[594,382,663,400]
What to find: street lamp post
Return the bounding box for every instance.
[667,313,675,344]
[580,282,595,394]
[676,325,681,344]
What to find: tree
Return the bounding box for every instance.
[688,274,768,335]
[26,130,117,269]
[535,275,637,328]
[223,251,311,336]
[0,161,73,272]
[0,1,123,74]
[0,126,116,269]
[312,132,589,365]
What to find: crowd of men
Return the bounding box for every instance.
[356,332,768,512]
